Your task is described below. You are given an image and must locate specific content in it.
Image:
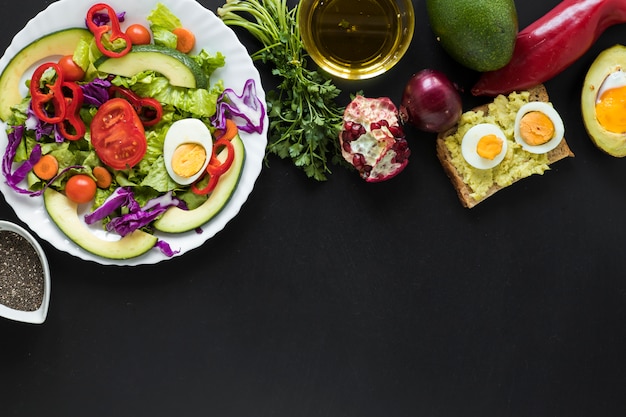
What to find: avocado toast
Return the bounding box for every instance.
[436,84,574,208]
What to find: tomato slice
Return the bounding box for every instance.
[90,98,147,170]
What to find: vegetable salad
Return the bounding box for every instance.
[1,2,265,256]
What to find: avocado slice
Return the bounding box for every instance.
[154,134,246,233]
[581,44,626,157]
[95,44,208,89]
[43,188,158,259]
[0,28,92,121]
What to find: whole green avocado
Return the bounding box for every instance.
[426,0,518,72]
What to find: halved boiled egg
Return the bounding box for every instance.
[163,118,213,185]
[461,123,508,169]
[514,102,564,154]
[595,69,626,133]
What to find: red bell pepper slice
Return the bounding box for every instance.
[206,138,235,177]
[108,85,163,127]
[191,171,220,195]
[191,137,235,195]
[29,63,65,124]
[86,3,132,58]
[58,82,86,141]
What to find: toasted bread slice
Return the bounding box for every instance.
[436,84,574,208]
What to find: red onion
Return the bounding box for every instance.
[399,69,462,133]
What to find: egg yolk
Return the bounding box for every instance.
[596,86,626,133]
[518,111,555,146]
[476,134,503,160]
[171,143,207,178]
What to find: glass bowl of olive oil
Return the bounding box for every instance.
[298,0,415,80]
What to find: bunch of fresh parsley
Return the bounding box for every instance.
[218,0,346,181]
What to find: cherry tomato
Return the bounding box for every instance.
[125,24,151,45]
[65,174,97,204]
[90,98,147,170]
[57,55,85,82]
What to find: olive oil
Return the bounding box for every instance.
[299,0,414,79]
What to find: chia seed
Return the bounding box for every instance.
[0,230,44,311]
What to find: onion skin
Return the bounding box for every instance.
[399,69,462,133]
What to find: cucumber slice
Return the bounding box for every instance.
[43,188,158,259]
[154,134,246,233]
[0,28,92,121]
[95,44,208,89]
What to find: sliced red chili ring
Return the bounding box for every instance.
[190,137,235,195]
[29,63,65,124]
[206,138,235,177]
[86,3,132,58]
[58,82,86,141]
[191,172,220,195]
[108,85,163,127]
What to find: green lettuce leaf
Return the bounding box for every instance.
[147,3,182,30]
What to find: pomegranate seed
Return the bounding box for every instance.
[352,153,366,168]
[389,126,404,138]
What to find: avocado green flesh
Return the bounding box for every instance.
[426,0,518,72]
[153,134,246,233]
[0,28,92,121]
[43,188,157,259]
[95,44,208,89]
[581,44,626,157]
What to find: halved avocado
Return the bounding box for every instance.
[0,28,92,121]
[43,188,157,259]
[94,44,208,89]
[153,134,246,233]
[581,44,626,157]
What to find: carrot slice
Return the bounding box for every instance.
[32,154,59,180]
[172,27,196,54]
[216,119,238,142]
[93,166,113,189]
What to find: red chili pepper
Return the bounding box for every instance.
[86,3,132,58]
[206,138,235,177]
[472,0,626,96]
[29,63,65,124]
[108,85,163,127]
[58,82,86,141]
[191,137,235,195]
[191,171,220,195]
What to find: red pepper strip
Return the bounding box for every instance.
[86,3,132,58]
[206,138,235,177]
[58,82,86,141]
[472,0,626,96]
[191,171,220,195]
[191,138,235,195]
[29,63,65,124]
[108,86,163,127]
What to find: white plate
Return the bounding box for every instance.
[0,0,268,266]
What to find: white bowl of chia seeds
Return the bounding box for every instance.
[0,220,50,324]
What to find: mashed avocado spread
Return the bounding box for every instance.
[443,91,550,201]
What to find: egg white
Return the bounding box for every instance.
[163,118,213,185]
[596,69,626,102]
[513,102,564,154]
[461,123,508,170]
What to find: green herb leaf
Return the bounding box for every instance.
[218,0,346,181]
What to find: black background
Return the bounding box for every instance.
[2,0,626,416]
